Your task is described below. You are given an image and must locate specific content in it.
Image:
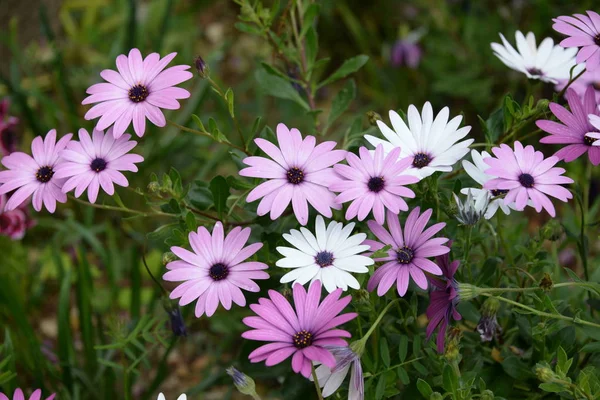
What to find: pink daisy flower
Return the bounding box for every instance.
[553,11,600,71]
[0,388,55,400]
[239,123,346,225]
[365,208,449,297]
[483,141,574,217]
[54,128,144,203]
[330,144,418,225]
[242,280,357,378]
[0,129,72,213]
[83,48,192,138]
[163,222,269,317]
[536,87,600,165]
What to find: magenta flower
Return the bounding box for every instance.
[0,129,72,213]
[0,98,19,156]
[0,194,35,240]
[239,123,346,225]
[426,244,461,353]
[391,39,422,68]
[242,280,357,378]
[330,145,418,225]
[83,48,192,138]
[484,141,574,217]
[0,389,55,400]
[54,128,144,203]
[365,208,449,297]
[537,87,600,165]
[553,11,600,71]
[163,222,268,317]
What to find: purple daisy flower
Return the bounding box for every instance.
[163,222,269,317]
[54,128,144,203]
[553,11,600,71]
[426,244,461,353]
[536,87,600,165]
[242,280,357,378]
[330,145,418,225]
[365,208,449,297]
[0,129,72,213]
[83,48,192,138]
[239,123,346,225]
[483,141,574,217]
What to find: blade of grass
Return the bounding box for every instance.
[76,246,98,375]
[57,268,74,390]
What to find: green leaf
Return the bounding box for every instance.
[57,268,74,388]
[255,66,310,111]
[398,334,409,362]
[397,367,410,385]
[581,342,600,353]
[539,382,567,393]
[442,364,459,394]
[300,3,320,37]
[305,27,318,70]
[209,176,230,215]
[416,378,434,398]
[76,247,98,375]
[191,114,205,132]
[225,88,235,118]
[375,374,386,400]
[326,79,356,131]
[318,55,369,88]
[371,244,391,259]
[234,21,262,35]
[556,347,572,376]
[380,337,390,368]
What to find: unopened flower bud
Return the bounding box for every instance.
[540,219,563,241]
[353,288,371,305]
[535,363,556,383]
[539,273,554,292]
[281,287,293,302]
[454,191,487,226]
[536,99,550,111]
[367,111,382,126]
[161,297,187,337]
[162,251,176,265]
[147,181,161,194]
[430,392,443,400]
[226,366,258,396]
[457,282,479,301]
[477,297,502,342]
[194,56,210,78]
[444,327,462,363]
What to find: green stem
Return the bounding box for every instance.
[311,363,324,400]
[69,195,173,218]
[166,119,250,155]
[480,282,591,293]
[557,69,586,98]
[363,299,399,342]
[367,357,424,379]
[206,77,247,149]
[482,294,600,329]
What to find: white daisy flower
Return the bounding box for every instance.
[365,103,473,180]
[157,394,186,400]
[276,216,374,293]
[491,31,584,83]
[311,346,364,400]
[461,149,516,219]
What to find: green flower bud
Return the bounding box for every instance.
[162,251,176,265]
[535,363,556,383]
[540,219,563,241]
[226,366,258,396]
[480,390,494,400]
[366,111,382,126]
[430,392,444,400]
[539,273,554,292]
[444,327,462,363]
[147,181,161,194]
[457,282,480,301]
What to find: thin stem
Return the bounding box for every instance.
[558,69,586,98]
[206,76,247,150]
[362,299,400,342]
[185,205,223,222]
[482,294,600,329]
[141,251,168,296]
[69,195,173,218]
[311,363,324,400]
[481,282,588,293]
[166,119,250,155]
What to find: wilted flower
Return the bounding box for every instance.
[453,190,488,226]
[312,346,364,399]
[0,194,35,240]
[476,297,502,342]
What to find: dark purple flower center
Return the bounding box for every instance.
[367,176,385,192]
[36,166,54,183]
[490,189,509,197]
[209,263,229,281]
[90,158,108,172]
[412,153,431,168]
[128,84,149,103]
[584,134,597,146]
[293,330,313,349]
[518,173,535,188]
[595,34,600,47]
[286,167,304,184]
[314,251,334,267]
[527,67,544,77]
[396,245,414,264]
